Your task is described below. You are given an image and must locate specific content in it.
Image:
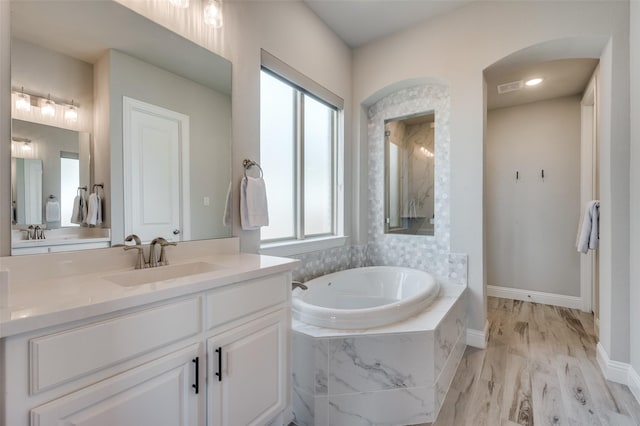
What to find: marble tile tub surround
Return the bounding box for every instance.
[292,289,467,426]
[368,84,451,279]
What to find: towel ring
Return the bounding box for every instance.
[243,159,263,178]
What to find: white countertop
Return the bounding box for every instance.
[12,236,111,249]
[0,245,299,338]
[11,227,112,249]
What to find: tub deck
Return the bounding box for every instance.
[292,284,467,426]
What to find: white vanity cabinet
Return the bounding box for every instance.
[31,343,204,426]
[0,269,293,426]
[207,310,287,426]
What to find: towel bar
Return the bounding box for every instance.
[242,159,264,178]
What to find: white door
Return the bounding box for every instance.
[31,344,204,426]
[123,97,190,243]
[207,311,287,426]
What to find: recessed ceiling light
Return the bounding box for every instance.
[525,78,543,87]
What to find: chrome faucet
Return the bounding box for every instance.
[122,235,177,269]
[292,281,308,291]
[149,238,163,268]
[123,234,148,269]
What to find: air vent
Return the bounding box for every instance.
[497,80,523,94]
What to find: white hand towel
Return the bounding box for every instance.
[70,195,82,224]
[240,176,269,230]
[46,200,61,222]
[223,181,232,227]
[577,200,600,253]
[87,193,99,226]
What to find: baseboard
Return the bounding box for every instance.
[596,342,632,383]
[487,285,582,309]
[628,365,640,406]
[466,320,489,349]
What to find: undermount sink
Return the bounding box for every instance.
[104,261,223,287]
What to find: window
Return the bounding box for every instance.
[260,52,342,244]
[60,152,79,227]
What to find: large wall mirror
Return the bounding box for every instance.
[384,112,435,236]
[9,1,232,254]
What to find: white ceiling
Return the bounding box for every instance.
[485,58,599,110]
[303,0,473,48]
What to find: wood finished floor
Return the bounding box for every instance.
[428,297,640,426]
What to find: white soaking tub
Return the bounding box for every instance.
[292,266,440,329]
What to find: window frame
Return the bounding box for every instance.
[259,51,345,253]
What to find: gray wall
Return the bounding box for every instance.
[352,1,630,361]
[106,50,232,244]
[1,2,11,256]
[486,96,581,297]
[630,1,640,383]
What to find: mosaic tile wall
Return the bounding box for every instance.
[290,84,466,285]
[367,84,452,279]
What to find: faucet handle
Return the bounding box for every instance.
[124,234,142,245]
[124,245,148,269]
[158,239,177,266]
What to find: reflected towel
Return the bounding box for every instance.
[223,181,232,227]
[81,193,88,225]
[46,200,60,222]
[240,176,269,230]
[87,192,102,226]
[71,195,83,224]
[577,200,599,254]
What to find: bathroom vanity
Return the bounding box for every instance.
[0,238,299,426]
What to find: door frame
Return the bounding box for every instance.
[579,68,599,316]
[122,96,191,242]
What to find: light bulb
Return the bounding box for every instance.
[204,0,223,27]
[64,104,78,122]
[15,92,31,112]
[41,97,56,118]
[169,0,189,8]
[525,78,543,87]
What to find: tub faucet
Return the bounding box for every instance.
[292,281,308,291]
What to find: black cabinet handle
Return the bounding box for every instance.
[192,357,199,394]
[215,347,222,382]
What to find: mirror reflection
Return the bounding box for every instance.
[11,119,90,229]
[384,112,435,236]
[9,1,232,254]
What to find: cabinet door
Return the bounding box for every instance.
[31,344,204,426]
[208,310,287,426]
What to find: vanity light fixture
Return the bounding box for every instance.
[15,87,31,112]
[525,78,543,87]
[168,0,189,8]
[204,0,223,28]
[64,101,78,123]
[420,146,434,158]
[12,137,32,152]
[40,95,56,118]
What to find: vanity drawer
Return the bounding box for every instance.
[29,297,202,394]
[205,274,287,330]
